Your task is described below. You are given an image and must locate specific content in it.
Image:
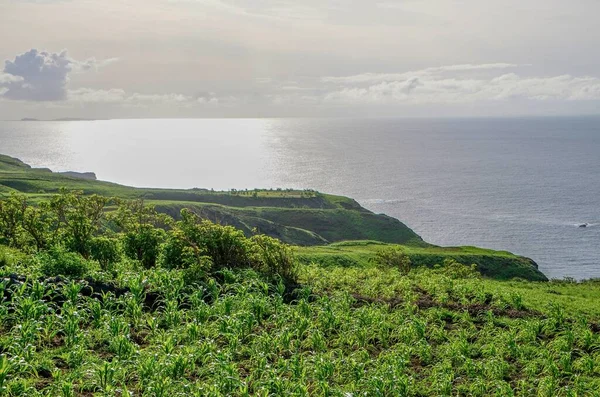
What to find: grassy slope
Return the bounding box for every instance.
[0,153,547,281]
[297,241,547,282]
[0,154,422,247]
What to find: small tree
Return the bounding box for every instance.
[250,234,297,282]
[38,245,89,278]
[109,199,169,268]
[90,237,121,271]
[50,190,111,257]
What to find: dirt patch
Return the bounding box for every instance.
[349,290,542,319]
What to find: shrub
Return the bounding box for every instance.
[177,209,252,270]
[122,225,165,269]
[89,237,121,271]
[38,245,89,277]
[250,234,297,281]
[435,259,480,279]
[159,229,213,274]
[0,245,28,271]
[160,229,195,269]
[372,246,411,274]
[182,256,213,285]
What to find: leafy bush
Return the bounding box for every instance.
[122,225,165,269]
[182,256,214,285]
[435,258,480,279]
[89,237,121,271]
[159,229,200,269]
[250,234,297,281]
[177,209,252,270]
[159,210,297,282]
[0,245,28,271]
[38,245,89,277]
[372,246,411,274]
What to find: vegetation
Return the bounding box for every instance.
[3,154,596,395]
[0,154,421,247]
[297,241,548,282]
[0,154,545,281]
[1,237,600,395]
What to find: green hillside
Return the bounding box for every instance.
[0,154,423,247]
[0,153,547,281]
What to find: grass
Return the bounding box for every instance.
[0,254,598,396]
[297,241,548,281]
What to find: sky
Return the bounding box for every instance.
[1,0,599,119]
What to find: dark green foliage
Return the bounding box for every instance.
[159,209,297,282]
[38,245,89,277]
[159,229,201,270]
[109,199,169,269]
[183,216,252,270]
[181,257,214,285]
[0,194,26,247]
[89,237,121,271]
[121,225,165,269]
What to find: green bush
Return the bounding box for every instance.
[38,245,89,277]
[159,210,297,282]
[89,237,121,271]
[435,259,480,279]
[182,256,213,285]
[0,245,28,271]
[122,225,165,269]
[177,209,252,270]
[372,246,411,274]
[250,234,297,281]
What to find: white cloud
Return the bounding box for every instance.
[322,63,522,84]
[67,88,127,103]
[1,49,118,101]
[0,73,25,84]
[72,57,120,73]
[322,72,600,105]
[67,88,222,107]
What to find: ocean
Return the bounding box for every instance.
[1,117,599,279]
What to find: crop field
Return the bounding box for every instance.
[2,247,600,396]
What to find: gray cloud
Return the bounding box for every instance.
[1,49,118,101]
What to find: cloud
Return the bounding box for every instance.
[0,73,25,84]
[321,72,600,105]
[67,88,221,107]
[1,49,117,101]
[322,63,522,84]
[67,88,127,103]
